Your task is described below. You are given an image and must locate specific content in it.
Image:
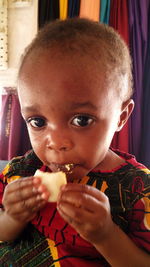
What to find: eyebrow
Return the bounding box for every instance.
[21,101,98,113]
[21,105,40,114]
[69,101,98,110]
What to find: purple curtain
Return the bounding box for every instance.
[0,94,31,160]
[139,6,150,168]
[128,0,150,160]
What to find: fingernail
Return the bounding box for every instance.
[33,177,40,184]
[57,203,63,211]
[60,185,66,191]
[38,186,43,193]
[37,194,42,201]
[41,193,47,199]
[33,187,38,193]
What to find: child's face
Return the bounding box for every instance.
[18,52,124,180]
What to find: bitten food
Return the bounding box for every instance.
[34,170,67,202]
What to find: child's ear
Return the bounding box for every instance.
[116,99,134,132]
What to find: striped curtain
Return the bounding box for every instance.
[0,89,31,160]
[79,0,100,21]
[59,0,68,20]
[100,0,111,24]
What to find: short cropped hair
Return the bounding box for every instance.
[19,18,133,101]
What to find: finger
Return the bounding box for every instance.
[6,195,46,216]
[58,189,109,213]
[12,207,39,223]
[57,201,112,244]
[6,177,34,193]
[60,183,107,202]
[57,201,96,226]
[4,178,50,206]
[3,183,39,205]
[20,195,46,210]
[33,177,42,186]
[17,183,49,202]
[35,183,50,201]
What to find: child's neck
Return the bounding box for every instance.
[96,149,125,172]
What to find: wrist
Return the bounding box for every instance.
[93,221,117,250]
[3,211,27,240]
[3,210,24,226]
[93,222,150,267]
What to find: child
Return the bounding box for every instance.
[0,18,150,266]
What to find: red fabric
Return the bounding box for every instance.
[109,0,130,152]
[0,149,149,265]
[128,199,150,252]
[109,0,129,44]
[31,150,150,263]
[0,94,31,160]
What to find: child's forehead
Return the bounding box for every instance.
[18,45,127,116]
[21,48,109,89]
[22,45,110,85]
[19,55,119,116]
[19,50,116,103]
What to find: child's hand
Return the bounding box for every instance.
[2,176,50,224]
[57,184,114,246]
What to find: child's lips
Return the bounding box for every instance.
[49,162,76,173]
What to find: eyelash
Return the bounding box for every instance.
[71,115,94,127]
[26,117,46,128]
[26,115,95,129]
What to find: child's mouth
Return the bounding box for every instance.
[49,163,76,174]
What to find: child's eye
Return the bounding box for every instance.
[71,115,94,127]
[26,117,46,128]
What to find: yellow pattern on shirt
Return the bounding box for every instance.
[47,239,61,267]
[142,193,150,230]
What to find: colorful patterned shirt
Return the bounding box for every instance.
[0,149,150,266]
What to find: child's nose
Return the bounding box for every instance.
[46,131,73,152]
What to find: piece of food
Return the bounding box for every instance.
[34,169,67,202]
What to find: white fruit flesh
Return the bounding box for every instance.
[34,170,67,202]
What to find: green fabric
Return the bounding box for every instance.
[100,0,111,24]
